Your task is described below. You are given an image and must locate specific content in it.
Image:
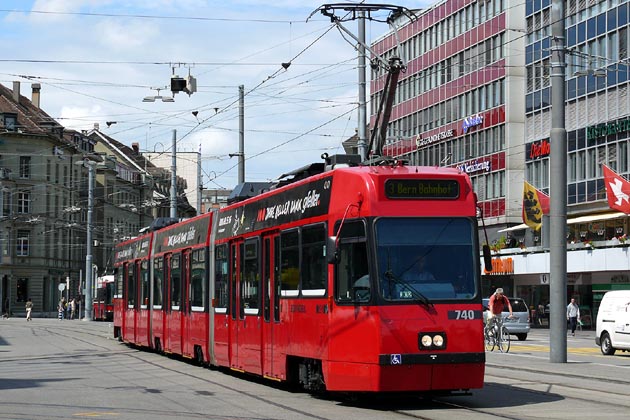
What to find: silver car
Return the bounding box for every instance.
[483,297,531,341]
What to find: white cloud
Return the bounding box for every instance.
[59,104,105,130]
[93,18,159,50]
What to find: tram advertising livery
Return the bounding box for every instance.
[113,157,486,394]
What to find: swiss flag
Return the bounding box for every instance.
[602,164,630,214]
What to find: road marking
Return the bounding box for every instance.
[509,344,603,354]
[73,413,120,417]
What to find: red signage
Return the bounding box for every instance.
[527,139,550,160]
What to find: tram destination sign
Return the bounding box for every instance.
[385,179,460,199]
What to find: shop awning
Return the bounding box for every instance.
[496,212,627,233]
[498,223,529,233]
[566,212,627,224]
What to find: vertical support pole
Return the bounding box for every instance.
[357,11,368,160]
[84,163,94,321]
[238,85,245,183]
[197,144,202,215]
[170,129,177,219]
[549,0,567,363]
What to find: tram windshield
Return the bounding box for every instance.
[375,217,477,302]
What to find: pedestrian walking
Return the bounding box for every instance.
[25,298,33,321]
[70,298,76,320]
[567,298,580,336]
[537,303,545,326]
[58,298,66,321]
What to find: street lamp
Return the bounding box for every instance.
[143,87,174,103]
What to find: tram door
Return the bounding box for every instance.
[238,238,263,375]
[123,261,139,344]
[181,249,193,358]
[212,244,230,366]
[228,242,241,369]
[166,253,183,354]
[262,234,281,379]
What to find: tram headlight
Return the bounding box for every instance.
[432,334,444,347]
[421,335,433,348]
[418,332,447,350]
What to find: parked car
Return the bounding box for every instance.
[483,297,531,341]
[595,290,630,355]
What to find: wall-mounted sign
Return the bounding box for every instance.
[526,138,550,161]
[415,129,455,148]
[586,118,630,140]
[484,257,514,275]
[462,114,484,134]
[456,159,491,174]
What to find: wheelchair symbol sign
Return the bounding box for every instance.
[391,354,401,365]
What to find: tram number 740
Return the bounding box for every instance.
[448,310,482,320]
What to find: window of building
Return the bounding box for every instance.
[4,114,17,131]
[16,230,29,256]
[19,156,30,179]
[16,278,27,302]
[17,191,30,214]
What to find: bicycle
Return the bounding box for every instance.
[484,315,511,353]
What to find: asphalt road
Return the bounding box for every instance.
[1,318,629,420]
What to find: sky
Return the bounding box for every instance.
[0,0,434,195]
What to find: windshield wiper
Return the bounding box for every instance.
[384,270,433,308]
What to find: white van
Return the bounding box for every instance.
[595,290,630,355]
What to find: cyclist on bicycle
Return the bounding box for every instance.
[488,288,513,329]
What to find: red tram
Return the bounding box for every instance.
[93,275,115,321]
[114,159,487,393]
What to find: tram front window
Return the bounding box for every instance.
[376,218,477,301]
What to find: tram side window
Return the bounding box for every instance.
[334,221,369,303]
[242,239,260,315]
[153,257,163,307]
[115,269,123,298]
[214,244,229,312]
[171,254,181,310]
[126,263,136,308]
[280,230,300,297]
[301,224,326,296]
[140,260,150,307]
[190,249,206,309]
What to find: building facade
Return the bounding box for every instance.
[0,82,90,316]
[372,0,630,323]
[374,0,524,228]
[0,82,194,318]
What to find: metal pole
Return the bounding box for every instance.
[197,144,202,215]
[238,85,245,183]
[170,129,177,219]
[357,11,368,160]
[549,0,567,363]
[84,163,94,321]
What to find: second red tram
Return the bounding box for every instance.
[93,275,115,321]
[114,161,486,393]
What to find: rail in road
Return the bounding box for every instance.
[3,320,630,420]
